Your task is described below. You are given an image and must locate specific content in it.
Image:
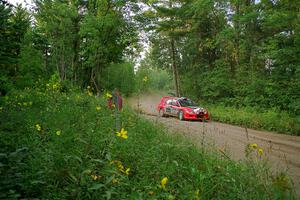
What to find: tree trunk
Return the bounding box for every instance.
[72,14,81,83]
[44,46,49,74]
[171,38,180,97]
[90,68,100,94]
[233,1,241,69]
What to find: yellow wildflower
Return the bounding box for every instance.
[35,124,42,132]
[111,160,130,175]
[143,76,148,82]
[116,161,124,171]
[91,174,98,181]
[257,148,263,156]
[160,177,168,190]
[56,130,61,136]
[148,191,154,196]
[111,160,124,171]
[52,83,59,90]
[116,128,128,139]
[250,143,257,149]
[194,189,200,200]
[96,106,101,111]
[106,92,112,98]
[112,178,119,184]
[125,168,130,175]
[88,91,93,96]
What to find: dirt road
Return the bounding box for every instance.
[128,92,300,195]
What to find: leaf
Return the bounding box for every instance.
[68,173,78,183]
[81,169,92,175]
[75,137,88,144]
[88,183,104,191]
[173,160,179,166]
[0,153,7,158]
[105,175,115,185]
[105,190,112,200]
[91,159,105,164]
[72,155,82,163]
[30,180,46,185]
[16,147,29,152]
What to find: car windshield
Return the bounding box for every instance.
[178,98,197,107]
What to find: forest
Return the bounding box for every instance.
[2,0,299,134]
[1,0,300,114]
[1,0,299,199]
[140,0,300,115]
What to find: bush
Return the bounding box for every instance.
[206,105,300,135]
[135,68,172,93]
[0,87,296,199]
[100,63,135,96]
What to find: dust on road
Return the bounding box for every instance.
[128,92,300,195]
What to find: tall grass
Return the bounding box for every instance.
[206,105,300,136]
[0,83,296,199]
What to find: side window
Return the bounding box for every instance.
[166,99,172,105]
[170,100,178,106]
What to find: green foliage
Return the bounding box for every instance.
[0,88,296,199]
[0,2,30,94]
[135,67,172,92]
[141,0,300,117]
[182,64,234,102]
[0,0,140,95]
[17,30,45,89]
[206,105,300,136]
[101,63,135,96]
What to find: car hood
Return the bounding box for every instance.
[186,106,205,113]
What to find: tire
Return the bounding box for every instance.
[159,108,165,117]
[178,111,184,121]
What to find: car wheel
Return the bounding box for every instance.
[159,109,165,117]
[178,111,184,121]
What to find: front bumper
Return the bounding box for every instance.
[183,113,210,121]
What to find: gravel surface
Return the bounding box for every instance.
[128,92,300,195]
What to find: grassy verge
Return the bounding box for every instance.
[205,104,300,136]
[0,85,296,199]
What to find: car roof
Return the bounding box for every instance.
[162,96,179,100]
[162,96,190,100]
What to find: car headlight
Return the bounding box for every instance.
[186,110,195,114]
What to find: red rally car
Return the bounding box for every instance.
[157,96,210,121]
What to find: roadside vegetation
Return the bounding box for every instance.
[0,81,296,199]
[205,105,300,136]
[0,0,299,198]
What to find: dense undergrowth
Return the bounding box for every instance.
[205,104,300,136]
[0,83,296,199]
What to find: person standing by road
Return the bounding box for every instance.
[113,88,123,132]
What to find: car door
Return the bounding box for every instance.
[164,99,172,115]
[170,100,180,116]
